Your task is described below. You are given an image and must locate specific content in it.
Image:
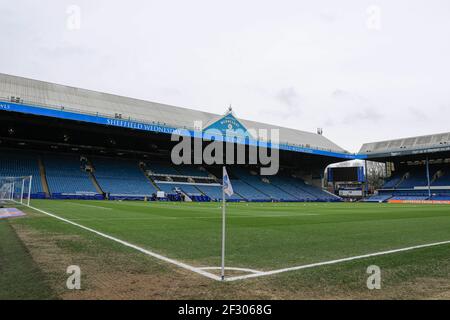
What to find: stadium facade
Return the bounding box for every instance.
[1,73,449,203]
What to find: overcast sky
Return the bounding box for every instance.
[1,0,449,152]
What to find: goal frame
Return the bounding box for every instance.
[0,176,33,206]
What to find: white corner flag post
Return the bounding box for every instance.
[221,167,234,281]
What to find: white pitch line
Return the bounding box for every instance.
[23,203,221,281]
[17,202,450,282]
[225,240,450,281]
[199,267,263,274]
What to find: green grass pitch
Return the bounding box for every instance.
[3,200,450,299]
[24,200,450,271]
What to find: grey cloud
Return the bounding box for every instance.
[342,108,384,124]
[276,87,301,111]
[331,89,384,124]
[408,106,430,121]
[1,1,450,152]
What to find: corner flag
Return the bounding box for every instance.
[223,167,234,197]
[221,167,233,281]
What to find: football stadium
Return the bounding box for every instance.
[1,73,450,300]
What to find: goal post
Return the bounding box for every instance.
[0,176,32,206]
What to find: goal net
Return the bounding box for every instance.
[0,176,32,206]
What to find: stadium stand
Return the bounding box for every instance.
[268,175,314,201]
[228,180,269,201]
[297,180,340,201]
[0,73,352,204]
[174,165,210,177]
[0,149,341,202]
[381,174,403,189]
[42,154,101,199]
[91,157,157,200]
[156,183,201,196]
[390,195,430,201]
[195,185,243,201]
[396,167,435,189]
[364,194,393,203]
[269,174,340,202]
[360,132,450,202]
[145,162,180,176]
[432,168,450,186]
[230,167,297,201]
[202,166,319,202]
[194,166,340,202]
[0,150,45,198]
[367,163,450,202]
[430,194,450,201]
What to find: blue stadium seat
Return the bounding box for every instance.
[195,185,242,201]
[92,157,156,198]
[432,168,450,187]
[146,162,180,176]
[365,194,393,202]
[156,183,202,196]
[0,150,44,197]
[228,180,269,201]
[43,154,98,196]
[174,166,210,177]
[269,174,339,202]
[397,168,431,188]
[378,165,450,201]
[382,174,402,189]
[230,167,297,201]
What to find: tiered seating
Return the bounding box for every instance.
[297,181,339,201]
[432,169,450,186]
[92,157,156,199]
[195,185,242,201]
[0,150,44,197]
[147,162,224,201]
[268,175,313,201]
[374,189,431,201]
[375,164,450,201]
[230,180,269,201]
[270,174,339,202]
[0,149,344,203]
[230,167,297,201]
[157,183,202,196]
[397,167,433,188]
[146,162,179,175]
[382,174,402,189]
[43,154,99,199]
[365,194,393,202]
[431,194,450,201]
[391,195,429,201]
[174,166,210,177]
[428,189,450,201]
[203,167,269,201]
[201,166,337,202]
